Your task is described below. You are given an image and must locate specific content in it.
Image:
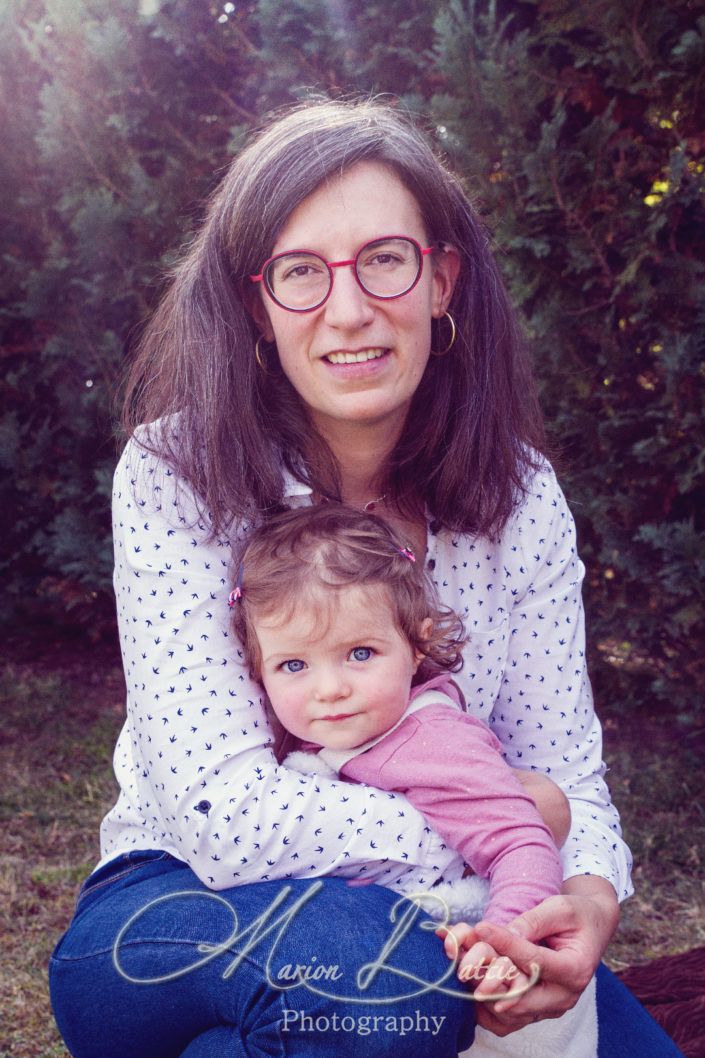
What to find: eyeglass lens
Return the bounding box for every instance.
[265,237,422,311]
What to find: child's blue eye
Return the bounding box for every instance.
[350,647,373,662]
[282,659,305,673]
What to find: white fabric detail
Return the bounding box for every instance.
[412,874,490,924]
[457,974,597,1058]
[318,689,461,773]
[280,750,337,778]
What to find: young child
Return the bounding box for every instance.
[229,503,569,1003]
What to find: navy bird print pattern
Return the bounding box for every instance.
[98,432,633,900]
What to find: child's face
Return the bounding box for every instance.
[255,584,424,751]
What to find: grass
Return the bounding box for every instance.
[599,709,705,968]
[0,644,703,1057]
[0,647,125,1058]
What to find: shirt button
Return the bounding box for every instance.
[427,559,436,571]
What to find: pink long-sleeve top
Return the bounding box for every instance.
[333,675,563,925]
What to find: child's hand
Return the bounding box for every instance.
[436,921,490,986]
[471,950,534,1007]
[436,920,478,962]
[436,923,535,1006]
[457,938,501,986]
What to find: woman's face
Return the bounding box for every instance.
[253,161,459,445]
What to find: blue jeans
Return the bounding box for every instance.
[49,852,685,1058]
[595,963,684,1056]
[49,851,475,1057]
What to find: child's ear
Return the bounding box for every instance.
[413,617,434,671]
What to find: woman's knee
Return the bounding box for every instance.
[51,870,474,1057]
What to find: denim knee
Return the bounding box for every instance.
[50,857,475,1058]
[596,963,685,1057]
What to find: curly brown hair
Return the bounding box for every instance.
[230,504,466,682]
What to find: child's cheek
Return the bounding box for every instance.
[282,686,312,742]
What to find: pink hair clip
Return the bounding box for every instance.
[398,547,416,563]
[228,562,245,606]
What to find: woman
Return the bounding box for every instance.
[49,100,682,1057]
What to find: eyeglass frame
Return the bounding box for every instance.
[249,234,435,313]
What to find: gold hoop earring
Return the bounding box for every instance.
[255,335,275,373]
[431,311,457,357]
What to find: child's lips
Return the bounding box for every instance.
[320,712,357,722]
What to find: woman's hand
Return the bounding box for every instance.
[467,876,620,1036]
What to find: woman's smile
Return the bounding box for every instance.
[318,347,392,379]
[255,160,457,442]
[323,348,388,366]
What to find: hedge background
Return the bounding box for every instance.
[1,0,703,720]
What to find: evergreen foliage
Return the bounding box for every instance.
[1,0,703,714]
[428,0,705,712]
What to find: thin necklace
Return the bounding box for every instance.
[362,494,387,512]
[319,493,387,512]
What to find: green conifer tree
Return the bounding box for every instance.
[4,0,703,716]
[429,0,705,712]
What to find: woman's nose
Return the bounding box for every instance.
[322,264,375,330]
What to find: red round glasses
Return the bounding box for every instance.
[250,235,434,313]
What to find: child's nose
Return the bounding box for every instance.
[313,667,351,702]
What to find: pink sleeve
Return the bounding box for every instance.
[341,706,562,925]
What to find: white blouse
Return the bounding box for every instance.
[98,432,633,901]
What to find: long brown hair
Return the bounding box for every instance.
[123,98,545,536]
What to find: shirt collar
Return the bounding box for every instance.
[282,468,313,502]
